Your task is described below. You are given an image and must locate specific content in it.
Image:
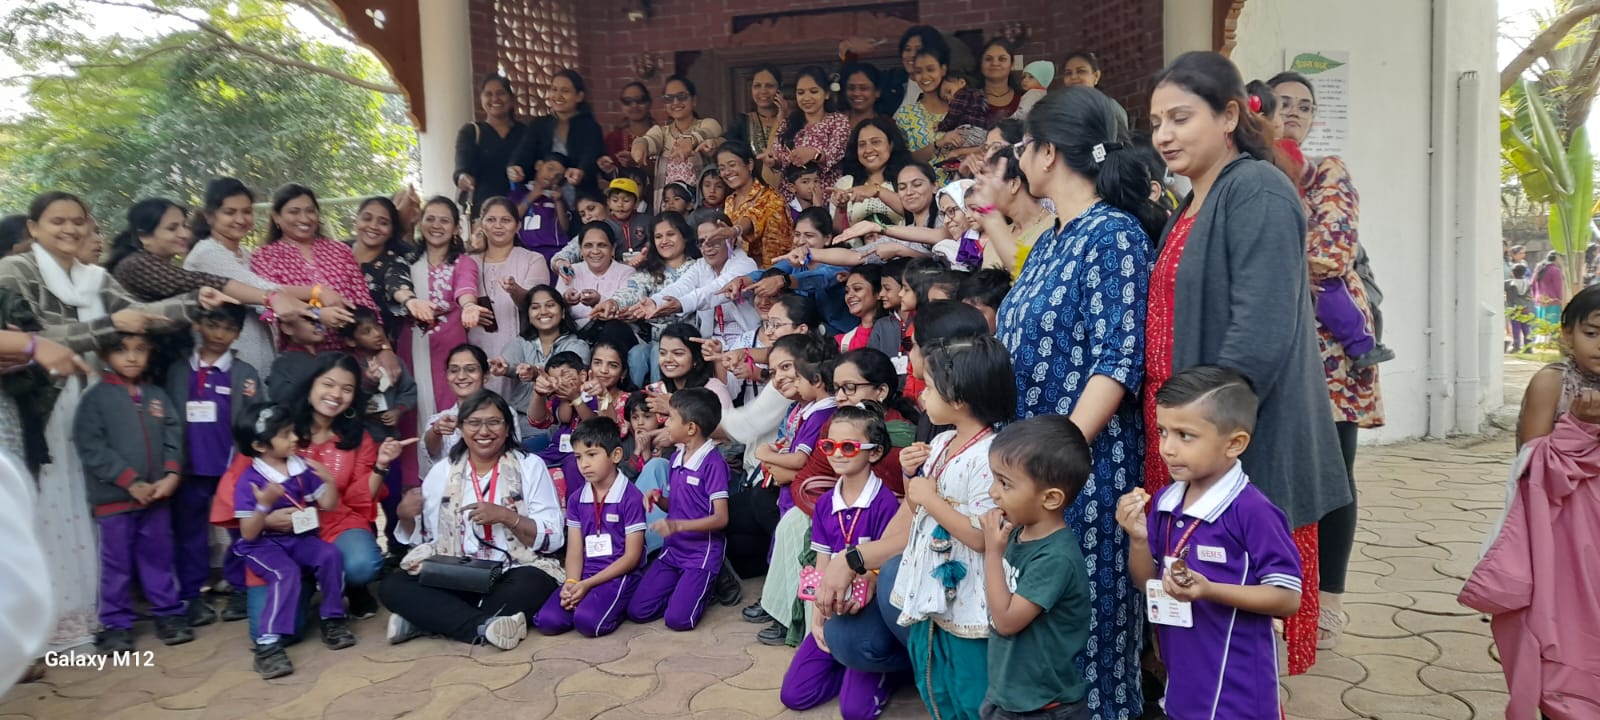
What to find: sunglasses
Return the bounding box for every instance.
[818,439,880,457]
[661,92,692,104]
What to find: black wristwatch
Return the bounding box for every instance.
[844,545,867,575]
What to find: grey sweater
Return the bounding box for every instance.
[75,376,183,516]
[1165,155,1351,528]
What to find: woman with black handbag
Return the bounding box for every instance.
[380,390,565,649]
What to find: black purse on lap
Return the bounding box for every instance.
[418,555,504,595]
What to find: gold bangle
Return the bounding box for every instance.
[564,578,580,585]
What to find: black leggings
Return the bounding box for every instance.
[379,566,558,643]
[1318,421,1360,594]
[724,483,781,579]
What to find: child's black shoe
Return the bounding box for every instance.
[714,558,743,607]
[321,617,357,650]
[185,599,219,627]
[252,641,293,679]
[346,585,379,620]
[94,628,135,655]
[155,616,195,646]
[221,590,248,622]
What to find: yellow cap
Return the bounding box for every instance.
[607,178,641,198]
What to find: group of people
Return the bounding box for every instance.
[0,25,1390,720]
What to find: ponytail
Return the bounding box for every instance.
[1025,87,1166,240]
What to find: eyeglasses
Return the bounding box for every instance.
[762,319,794,330]
[818,439,879,457]
[1012,136,1035,156]
[939,206,965,219]
[835,381,881,396]
[463,418,506,432]
[620,96,649,106]
[661,92,692,104]
[446,364,482,375]
[1277,98,1316,116]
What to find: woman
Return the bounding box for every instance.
[349,196,429,341]
[184,179,336,371]
[470,197,551,398]
[0,192,226,653]
[769,66,852,199]
[382,389,564,650]
[598,82,653,182]
[419,344,502,467]
[978,38,1022,122]
[455,74,528,215]
[250,184,377,348]
[592,213,701,387]
[106,198,298,313]
[853,25,947,116]
[710,142,792,268]
[840,63,883,131]
[407,197,486,435]
[994,87,1167,720]
[1269,70,1384,649]
[724,66,785,189]
[632,76,724,208]
[971,120,1055,278]
[496,284,590,440]
[631,213,760,353]
[832,116,911,229]
[510,69,605,195]
[832,163,942,260]
[1060,49,1131,129]
[1144,51,1349,676]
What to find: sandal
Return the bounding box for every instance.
[1317,607,1348,650]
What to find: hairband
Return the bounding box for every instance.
[1248,95,1263,114]
[1091,142,1123,164]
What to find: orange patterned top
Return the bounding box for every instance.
[725,182,793,268]
[1303,155,1384,428]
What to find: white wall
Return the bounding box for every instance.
[1229,0,1501,442]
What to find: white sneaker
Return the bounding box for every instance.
[387,612,421,645]
[482,612,527,650]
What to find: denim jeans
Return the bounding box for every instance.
[628,340,662,389]
[333,528,384,586]
[247,583,313,642]
[636,458,670,553]
[823,553,911,673]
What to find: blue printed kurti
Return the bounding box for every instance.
[995,202,1152,720]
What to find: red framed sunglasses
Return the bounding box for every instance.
[818,439,880,458]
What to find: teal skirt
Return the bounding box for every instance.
[905,619,989,720]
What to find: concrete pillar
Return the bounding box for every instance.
[417,0,474,198]
[1163,0,1213,61]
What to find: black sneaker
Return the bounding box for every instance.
[1352,344,1397,369]
[741,602,771,624]
[95,628,135,654]
[185,598,219,627]
[757,619,788,646]
[253,641,293,679]
[345,585,379,620]
[321,617,357,650]
[714,557,743,607]
[221,590,248,622]
[155,615,195,646]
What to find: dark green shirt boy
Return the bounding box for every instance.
[987,525,1091,713]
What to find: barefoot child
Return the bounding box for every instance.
[536,418,647,637]
[1116,366,1302,720]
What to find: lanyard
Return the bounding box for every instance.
[281,473,307,510]
[714,305,726,335]
[926,428,993,488]
[193,365,212,395]
[836,505,865,547]
[1164,512,1203,561]
[471,463,500,539]
[593,492,607,535]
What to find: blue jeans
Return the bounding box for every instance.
[823,553,911,673]
[247,582,313,642]
[636,458,671,554]
[334,528,384,586]
[628,341,661,389]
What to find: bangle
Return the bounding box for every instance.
[255,504,271,514]
[310,284,323,309]
[511,514,522,530]
[23,334,37,360]
[373,465,390,475]
[564,578,580,585]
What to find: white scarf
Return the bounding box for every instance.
[32,244,107,322]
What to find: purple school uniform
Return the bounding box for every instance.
[778,398,837,516]
[518,193,565,266]
[782,474,902,719]
[231,457,348,636]
[626,441,730,630]
[1144,463,1302,720]
[535,476,647,637]
[185,363,235,476]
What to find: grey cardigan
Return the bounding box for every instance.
[1165,154,1350,528]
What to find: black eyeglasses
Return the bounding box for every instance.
[835,381,881,396]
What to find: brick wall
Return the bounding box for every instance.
[468,0,497,119]
[1057,0,1165,126]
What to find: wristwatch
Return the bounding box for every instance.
[844,545,867,575]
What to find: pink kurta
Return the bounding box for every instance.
[471,246,551,398]
[249,237,377,351]
[404,255,480,414]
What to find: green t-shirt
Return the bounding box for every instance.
[986,524,1091,712]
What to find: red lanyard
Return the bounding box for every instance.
[927,428,993,486]
[281,472,307,510]
[1164,513,1203,560]
[836,505,865,547]
[471,463,500,539]
[714,305,727,335]
[593,492,607,535]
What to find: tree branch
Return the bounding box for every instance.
[280,0,362,46]
[1502,1,1600,94]
[1563,38,1600,131]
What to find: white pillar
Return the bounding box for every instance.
[1163,0,1213,61]
[417,0,474,198]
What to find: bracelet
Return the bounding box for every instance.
[564,578,579,585]
[310,284,324,309]
[511,514,522,530]
[23,334,37,360]
[255,504,272,514]
[373,465,390,475]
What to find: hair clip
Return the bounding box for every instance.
[1091,143,1108,163]
[254,407,275,435]
[829,73,841,94]
[1248,95,1262,114]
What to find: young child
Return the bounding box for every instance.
[699,165,731,211]
[607,177,654,263]
[779,402,902,720]
[266,311,330,403]
[514,152,571,267]
[1012,61,1054,120]
[1116,366,1302,720]
[786,163,824,221]
[77,333,192,651]
[978,415,1092,720]
[580,339,633,429]
[958,268,1012,334]
[231,402,357,678]
[661,181,696,215]
[165,305,262,626]
[341,307,417,443]
[622,391,664,479]
[898,257,962,400]
[1513,285,1600,447]
[535,417,647,637]
[756,334,839,518]
[626,388,730,631]
[892,334,1016,717]
[528,350,590,502]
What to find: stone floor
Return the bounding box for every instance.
[2,363,1540,720]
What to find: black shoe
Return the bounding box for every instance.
[714,557,743,607]
[345,585,379,620]
[252,641,293,679]
[321,617,357,650]
[185,598,219,627]
[741,601,772,624]
[1351,344,1396,369]
[221,590,248,622]
[94,628,135,654]
[757,620,788,646]
[155,615,195,646]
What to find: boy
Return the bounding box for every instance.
[266,311,329,403]
[530,351,590,501]
[622,391,664,480]
[77,333,193,651]
[165,305,261,626]
[959,268,1012,334]
[606,177,653,262]
[1013,61,1054,120]
[979,414,1092,720]
[513,152,572,267]
[785,164,823,221]
[626,388,730,631]
[1115,366,1302,720]
[535,418,647,637]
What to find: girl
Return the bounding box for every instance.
[836,265,901,357]
[1517,285,1600,447]
[661,182,696,214]
[894,49,989,184]
[623,391,664,478]
[780,403,902,720]
[557,221,634,329]
[633,75,724,207]
[230,403,354,679]
[349,196,426,341]
[494,284,591,438]
[632,213,761,353]
[898,257,961,400]
[454,74,528,214]
[510,68,605,194]
[699,165,731,212]
[592,213,702,386]
[473,197,552,398]
[969,120,1054,279]
[578,338,634,426]
[770,66,852,200]
[646,323,734,410]
[832,116,911,229]
[407,197,486,436]
[893,334,1017,718]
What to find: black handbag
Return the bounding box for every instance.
[418,554,504,595]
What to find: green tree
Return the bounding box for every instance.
[0,0,415,236]
[1504,79,1596,299]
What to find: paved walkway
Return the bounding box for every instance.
[4,366,1538,720]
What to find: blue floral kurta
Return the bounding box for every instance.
[995,202,1152,720]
